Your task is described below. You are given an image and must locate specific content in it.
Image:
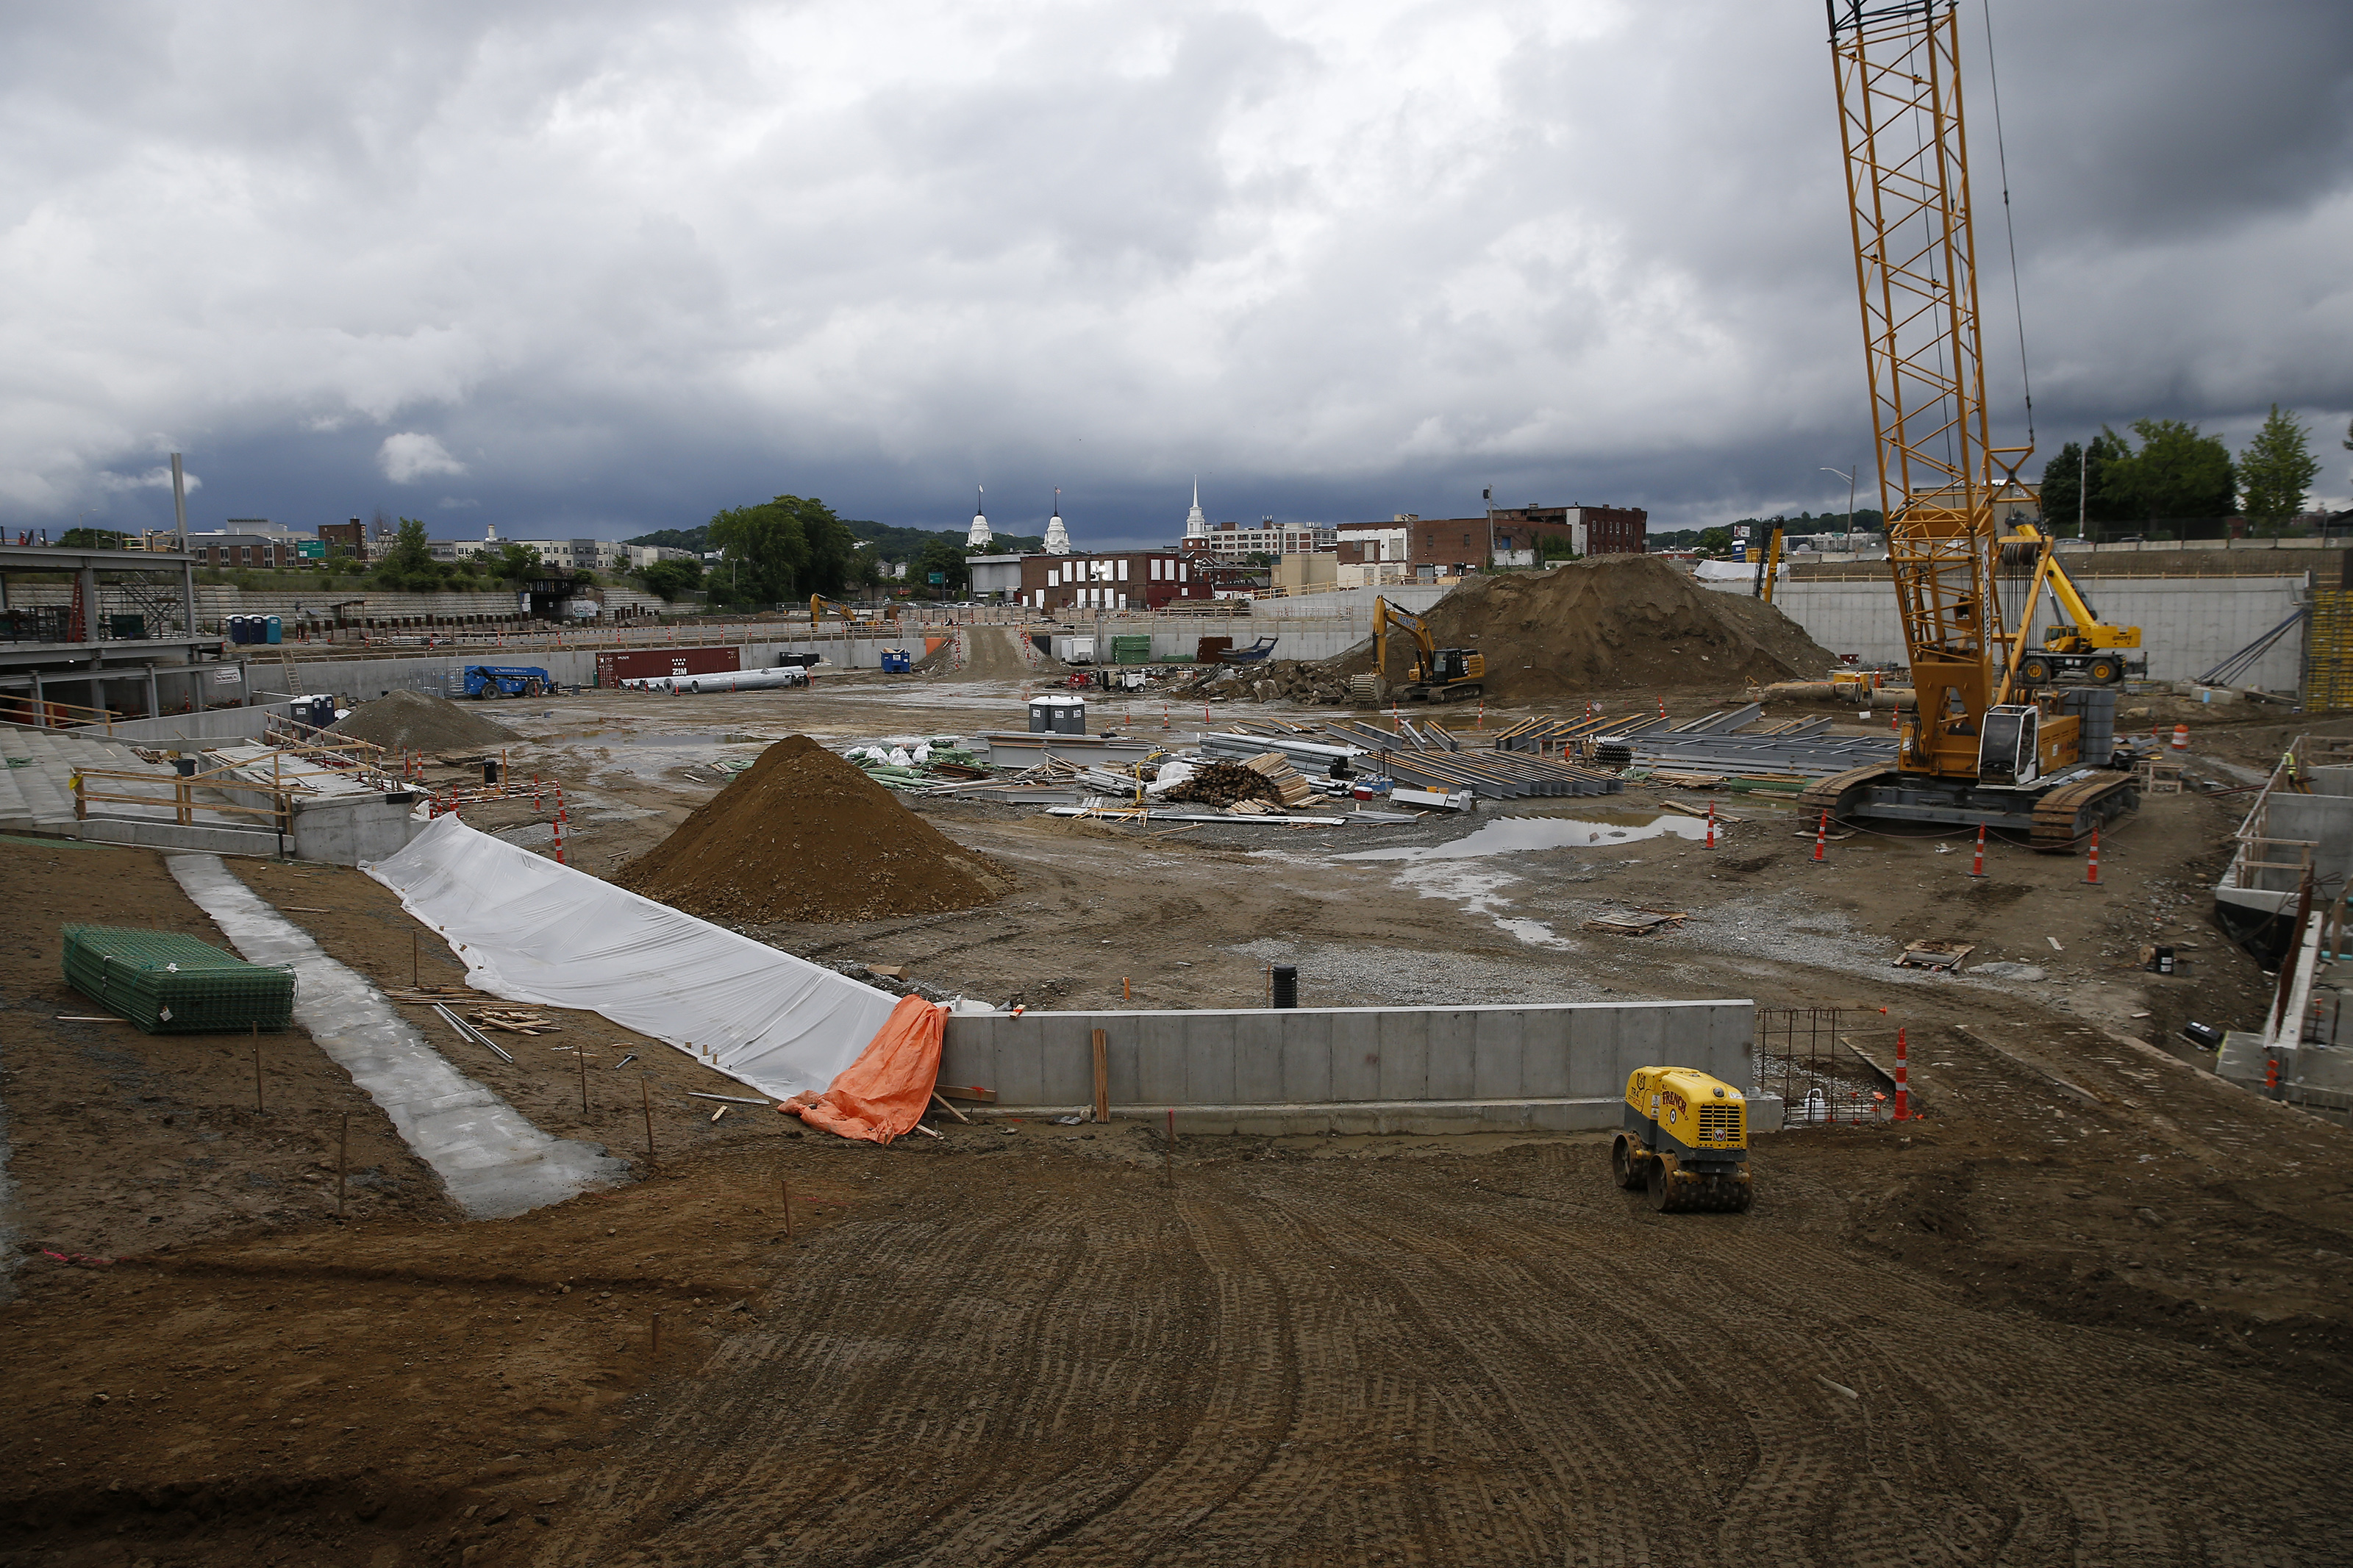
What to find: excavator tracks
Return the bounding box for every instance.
[2028,770,2140,850]
[1794,760,2136,851]
[1795,762,1897,820]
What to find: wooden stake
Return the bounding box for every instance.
[251,1023,263,1113]
[576,1034,590,1113]
[335,1112,349,1218]
[1165,1107,1174,1186]
[641,1078,655,1161]
[1091,1028,1110,1123]
[411,929,419,989]
[929,1090,971,1124]
[650,1314,661,1356]
[781,1174,792,1239]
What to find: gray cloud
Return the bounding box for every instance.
[1,0,2348,546]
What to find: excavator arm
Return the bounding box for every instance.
[1373,596,1437,684]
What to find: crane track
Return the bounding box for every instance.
[1795,762,2136,851]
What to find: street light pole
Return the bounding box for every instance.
[1482,487,1494,572]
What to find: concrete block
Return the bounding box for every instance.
[1471,1009,1525,1098]
[1565,1008,1623,1098]
[1329,1016,1380,1100]
[1427,1010,1477,1099]
[1183,1013,1237,1106]
[1103,1023,1142,1108]
[1035,1017,1093,1104]
[1523,1010,1571,1098]
[1376,1009,1429,1100]
[1280,1010,1334,1103]
[1232,1012,1285,1103]
[1135,1013,1188,1104]
[991,1021,1047,1107]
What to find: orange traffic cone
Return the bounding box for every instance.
[2171,723,2189,751]
[1969,823,1985,878]
[2085,824,2101,884]
[1705,798,1716,850]
[1813,810,1829,863]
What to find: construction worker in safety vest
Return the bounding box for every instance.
[2282,749,2307,792]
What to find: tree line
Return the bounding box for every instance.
[2038,408,2331,538]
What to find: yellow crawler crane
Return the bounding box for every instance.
[1611,1066,1753,1214]
[1798,1,2137,848]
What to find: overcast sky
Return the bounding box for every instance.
[4,0,2349,548]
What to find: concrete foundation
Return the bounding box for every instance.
[1750,575,2310,690]
[938,998,1777,1134]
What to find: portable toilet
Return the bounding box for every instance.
[265,615,282,645]
[1029,694,1086,734]
[227,615,254,645]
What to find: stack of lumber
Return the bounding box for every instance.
[1240,751,1317,806]
[1159,761,1284,809]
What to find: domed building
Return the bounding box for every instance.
[1043,489,1071,555]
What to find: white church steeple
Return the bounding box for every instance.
[1043,488,1071,555]
[965,486,992,549]
[1183,478,1207,540]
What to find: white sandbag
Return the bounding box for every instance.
[1145,759,1198,797]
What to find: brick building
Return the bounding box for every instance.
[1335,504,1646,573]
[317,520,368,561]
[190,534,302,568]
[1017,551,1213,612]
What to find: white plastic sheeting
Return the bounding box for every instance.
[363,815,899,1101]
[172,853,627,1218]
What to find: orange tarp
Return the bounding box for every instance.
[777,995,946,1144]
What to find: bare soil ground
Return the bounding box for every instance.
[4,669,2351,1565]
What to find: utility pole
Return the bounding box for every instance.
[2078,443,2087,540]
[1482,487,1495,572]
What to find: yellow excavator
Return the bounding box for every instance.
[1372,597,1485,703]
[1798,1,2137,848]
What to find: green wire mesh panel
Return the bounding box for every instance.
[1110,635,1154,665]
[61,925,296,1034]
[2304,590,2353,713]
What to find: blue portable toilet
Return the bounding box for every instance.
[226,615,250,645]
[265,615,282,645]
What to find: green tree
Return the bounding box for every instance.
[1697,526,1732,555]
[707,493,860,604]
[57,526,125,548]
[638,557,705,601]
[486,543,542,583]
[2109,418,2235,533]
[2238,404,2321,526]
[369,517,445,590]
[909,536,968,596]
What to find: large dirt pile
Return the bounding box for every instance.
[620,735,1010,924]
[1328,555,1839,704]
[329,690,515,751]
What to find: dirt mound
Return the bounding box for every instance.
[1327,555,1838,704]
[619,734,1010,924]
[329,689,515,751]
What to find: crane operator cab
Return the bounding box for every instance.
[1978,702,2085,787]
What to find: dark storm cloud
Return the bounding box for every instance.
[1,0,2346,547]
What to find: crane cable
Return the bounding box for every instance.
[1981,0,2035,451]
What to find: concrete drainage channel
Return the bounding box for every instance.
[168,854,628,1219]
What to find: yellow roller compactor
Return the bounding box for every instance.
[1611,1067,1753,1214]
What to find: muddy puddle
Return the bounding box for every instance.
[1339,812,1708,861]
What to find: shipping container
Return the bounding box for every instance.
[596,645,743,687]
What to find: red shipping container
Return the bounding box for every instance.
[596,646,743,686]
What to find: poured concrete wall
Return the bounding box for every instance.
[1740,576,2308,690]
[939,998,1761,1135]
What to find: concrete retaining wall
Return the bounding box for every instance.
[938,998,1766,1135]
[1754,575,2309,690]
